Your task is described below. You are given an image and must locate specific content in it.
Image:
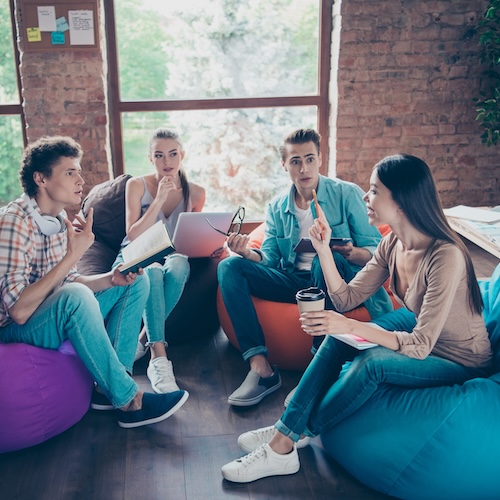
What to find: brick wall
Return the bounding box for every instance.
[334,0,499,207]
[14,0,110,198]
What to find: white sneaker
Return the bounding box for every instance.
[147,357,180,393]
[134,341,149,363]
[284,386,297,408]
[237,425,311,453]
[221,443,300,483]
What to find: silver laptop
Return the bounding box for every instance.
[172,212,234,257]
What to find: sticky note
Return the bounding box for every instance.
[51,31,65,45]
[56,16,70,32]
[27,27,42,42]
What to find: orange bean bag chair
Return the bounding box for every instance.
[216,223,400,371]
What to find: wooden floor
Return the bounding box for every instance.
[0,240,498,500]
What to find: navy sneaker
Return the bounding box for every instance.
[228,368,282,407]
[116,390,189,428]
[91,388,114,411]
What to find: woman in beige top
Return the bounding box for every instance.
[221,154,493,484]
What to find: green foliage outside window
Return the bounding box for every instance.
[0,0,24,206]
[475,0,500,146]
[116,0,320,218]
[115,0,169,101]
[0,116,23,205]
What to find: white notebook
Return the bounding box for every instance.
[329,322,385,350]
[329,334,378,350]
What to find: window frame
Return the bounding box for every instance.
[104,0,333,177]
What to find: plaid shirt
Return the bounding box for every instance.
[0,196,80,327]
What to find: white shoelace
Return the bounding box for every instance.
[253,426,276,443]
[238,445,268,466]
[151,359,175,381]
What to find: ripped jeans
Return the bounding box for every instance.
[275,307,487,441]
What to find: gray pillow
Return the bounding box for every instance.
[80,174,131,254]
[78,174,131,274]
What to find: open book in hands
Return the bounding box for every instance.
[118,221,175,274]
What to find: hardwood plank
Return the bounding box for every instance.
[463,238,499,278]
[183,435,250,500]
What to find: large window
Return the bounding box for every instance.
[107,0,332,219]
[0,0,25,206]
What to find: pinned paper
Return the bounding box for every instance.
[56,16,70,32]
[68,10,94,45]
[37,6,57,32]
[51,31,65,45]
[27,27,42,42]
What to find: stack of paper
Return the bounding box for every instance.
[443,205,500,224]
[444,205,500,257]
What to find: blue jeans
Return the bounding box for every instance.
[114,252,190,346]
[275,307,488,441]
[0,278,149,408]
[217,253,355,360]
[143,254,190,345]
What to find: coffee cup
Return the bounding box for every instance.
[295,287,326,314]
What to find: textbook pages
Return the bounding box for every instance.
[119,221,175,274]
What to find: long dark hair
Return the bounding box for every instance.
[375,154,483,314]
[149,128,190,211]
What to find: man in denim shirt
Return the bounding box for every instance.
[218,129,392,407]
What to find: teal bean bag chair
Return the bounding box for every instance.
[321,264,500,499]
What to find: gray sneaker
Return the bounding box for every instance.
[228,369,282,406]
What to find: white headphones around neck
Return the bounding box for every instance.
[21,193,66,236]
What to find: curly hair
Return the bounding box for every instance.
[20,136,82,197]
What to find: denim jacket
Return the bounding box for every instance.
[259,175,393,318]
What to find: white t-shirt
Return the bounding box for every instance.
[294,202,315,271]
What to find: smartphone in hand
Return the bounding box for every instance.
[293,237,352,253]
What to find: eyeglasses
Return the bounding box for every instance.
[205,206,245,236]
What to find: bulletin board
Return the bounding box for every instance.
[20,0,99,52]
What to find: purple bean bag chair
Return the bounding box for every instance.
[0,340,93,453]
